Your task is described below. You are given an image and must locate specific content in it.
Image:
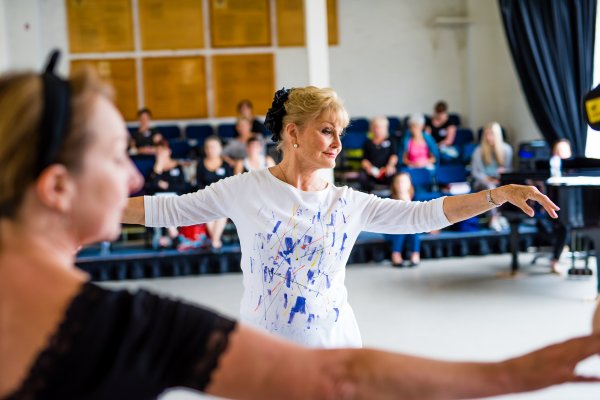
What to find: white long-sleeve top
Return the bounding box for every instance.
[145,168,450,348]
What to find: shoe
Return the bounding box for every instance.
[408,261,420,267]
[498,216,509,231]
[489,217,502,232]
[392,262,404,268]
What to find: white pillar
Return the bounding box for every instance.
[0,0,9,73]
[304,0,334,182]
[304,0,330,88]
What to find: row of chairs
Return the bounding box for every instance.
[346,114,463,135]
[128,123,239,144]
[126,113,464,145]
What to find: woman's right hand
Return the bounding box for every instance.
[502,334,600,393]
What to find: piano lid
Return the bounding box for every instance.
[547,176,600,186]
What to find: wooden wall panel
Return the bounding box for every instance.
[67,0,134,53]
[209,0,271,48]
[276,0,339,47]
[142,57,207,119]
[212,54,274,117]
[71,59,138,121]
[138,0,204,50]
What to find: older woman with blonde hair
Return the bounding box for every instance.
[126,87,558,349]
[3,59,600,398]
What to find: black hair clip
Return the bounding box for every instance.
[264,87,292,142]
[37,49,71,175]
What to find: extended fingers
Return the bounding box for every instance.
[533,192,560,218]
[570,375,600,383]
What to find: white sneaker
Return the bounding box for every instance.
[499,216,509,230]
[489,217,502,232]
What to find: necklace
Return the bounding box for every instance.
[278,164,289,185]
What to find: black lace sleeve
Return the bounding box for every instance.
[5,283,237,400]
[109,289,238,393]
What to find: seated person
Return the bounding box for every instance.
[386,172,421,267]
[234,135,276,174]
[471,122,513,231]
[145,140,188,248]
[549,139,573,273]
[222,117,264,167]
[3,65,598,400]
[425,101,460,161]
[238,99,267,135]
[196,135,233,250]
[129,107,162,155]
[358,116,398,192]
[400,113,438,169]
[550,138,573,177]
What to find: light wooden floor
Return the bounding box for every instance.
[104,253,600,400]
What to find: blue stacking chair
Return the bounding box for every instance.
[387,117,402,135]
[341,132,368,150]
[218,123,237,140]
[462,143,478,164]
[402,167,442,201]
[155,125,181,140]
[346,118,369,134]
[168,139,192,159]
[185,124,214,148]
[454,128,474,146]
[436,164,468,186]
[131,155,156,179]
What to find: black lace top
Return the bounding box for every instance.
[5,282,236,400]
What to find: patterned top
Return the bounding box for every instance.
[145,169,450,347]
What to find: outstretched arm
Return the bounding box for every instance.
[207,324,600,400]
[442,184,559,224]
[122,196,145,225]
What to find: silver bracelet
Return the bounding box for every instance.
[486,189,501,207]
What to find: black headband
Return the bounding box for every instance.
[264,87,292,142]
[37,50,71,175]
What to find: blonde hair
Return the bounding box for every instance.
[371,115,389,129]
[0,67,112,219]
[481,122,505,166]
[279,86,349,150]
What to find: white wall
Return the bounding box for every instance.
[5,0,42,71]
[330,0,468,119]
[0,0,9,73]
[1,0,541,145]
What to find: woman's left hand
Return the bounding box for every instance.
[494,184,559,218]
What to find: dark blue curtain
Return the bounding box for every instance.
[499,0,596,156]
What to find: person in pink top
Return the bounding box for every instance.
[401,113,438,169]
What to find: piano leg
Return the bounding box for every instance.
[583,230,600,293]
[509,219,521,274]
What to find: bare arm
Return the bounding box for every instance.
[442,184,559,224]
[122,196,145,225]
[361,158,373,173]
[207,325,600,400]
[233,160,244,175]
[441,125,457,146]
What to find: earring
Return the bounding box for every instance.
[293,143,299,149]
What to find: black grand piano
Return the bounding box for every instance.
[500,157,600,292]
